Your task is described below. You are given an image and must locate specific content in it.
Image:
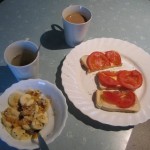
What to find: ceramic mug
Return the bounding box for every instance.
[4,40,39,81]
[62,5,92,47]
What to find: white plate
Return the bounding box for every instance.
[0,79,68,149]
[61,38,150,126]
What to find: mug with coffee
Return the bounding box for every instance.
[62,5,92,47]
[4,40,39,80]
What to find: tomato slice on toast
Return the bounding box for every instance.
[117,70,143,90]
[117,91,136,108]
[87,51,110,72]
[102,91,120,105]
[102,90,136,108]
[105,50,122,66]
[97,71,120,88]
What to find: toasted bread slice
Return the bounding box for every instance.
[95,90,140,113]
[80,55,90,72]
[80,55,122,73]
[97,81,121,90]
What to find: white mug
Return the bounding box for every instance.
[4,40,39,81]
[62,5,92,47]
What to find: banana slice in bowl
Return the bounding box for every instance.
[8,92,23,108]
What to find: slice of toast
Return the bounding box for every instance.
[80,55,122,73]
[95,90,140,113]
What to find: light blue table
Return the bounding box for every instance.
[0,0,150,150]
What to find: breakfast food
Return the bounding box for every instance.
[1,89,52,140]
[95,70,143,112]
[80,50,122,73]
[80,50,143,113]
[97,70,143,90]
[95,90,140,113]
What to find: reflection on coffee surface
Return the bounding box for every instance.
[11,49,37,66]
[65,12,87,24]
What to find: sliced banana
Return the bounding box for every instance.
[31,112,48,130]
[26,89,41,97]
[1,89,52,141]
[31,119,44,130]
[44,98,50,112]
[3,107,20,119]
[20,104,38,116]
[34,112,48,124]
[11,127,26,140]
[8,91,23,108]
[1,117,12,128]
[24,115,33,121]
[35,104,39,113]
[20,94,34,106]
[38,98,50,112]
[20,133,31,140]
[22,124,31,131]
[21,116,32,130]
[5,126,12,134]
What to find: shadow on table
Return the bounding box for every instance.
[0,139,18,150]
[0,0,4,3]
[0,66,18,94]
[0,139,39,150]
[40,24,70,50]
[55,58,134,131]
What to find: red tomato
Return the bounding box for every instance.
[117,70,143,90]
[102,91,136,108]
[117,91,136,108]
[105,50,121,66]
[97,71,120,87]
[87,52,110,71]
[102,91,121,104]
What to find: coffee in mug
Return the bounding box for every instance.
[65,12,88,24]
[11,48,37,66]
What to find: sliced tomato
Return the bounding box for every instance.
[117,70,143,90]
[87,51,110,71]
[102,90,136,108]
[117,91,136,108]
[105,50,121,66]
[97,71,120,87]
[102,91,121,104]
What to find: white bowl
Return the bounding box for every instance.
[0,79,68,149]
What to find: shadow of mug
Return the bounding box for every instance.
[40,24,70,50]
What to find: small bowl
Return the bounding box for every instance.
[0,79,68,149]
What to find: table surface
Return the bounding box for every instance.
[0,0,150,150]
